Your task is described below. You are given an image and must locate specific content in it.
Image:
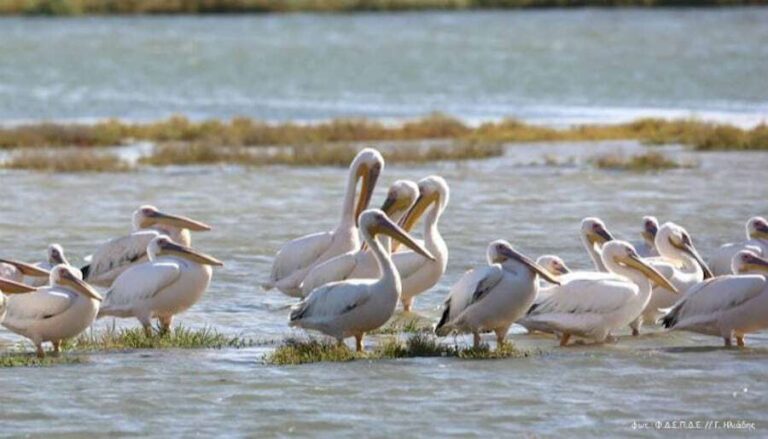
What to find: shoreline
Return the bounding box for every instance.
[2,1,767,16]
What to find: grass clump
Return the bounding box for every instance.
[265,337,359,365]
[591,151,695,171]
[0,352,84,368]
[68,325,253,351]
[2,149,132,173]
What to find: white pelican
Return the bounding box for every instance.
[82,205,212,287]
[633,216,660,258]
[0,258,50,284]
[2,265,102,358]
[630,222,712,334]
[536,255,571,284]
[389,175,449,311]
[289,209,434,352]
[580,217,615,271]
[662,251,768,347]
[25,244,72,287]
[709,217,768,275]
[435,240,560,349]
[299,179,419,296]
[519,241,677,346]
[98,236,223,336]
[266,148,384,298]
[1,277,37,323]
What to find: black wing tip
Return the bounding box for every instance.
[80,264,90,280]
[661,310,677,328]
[526,302,539,316]
[434,300,451,335]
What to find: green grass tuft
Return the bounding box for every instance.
[265,337,360,365]
[67,325,253,351]
[0,352,84,368]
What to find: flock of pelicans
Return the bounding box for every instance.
[1,147,768,358]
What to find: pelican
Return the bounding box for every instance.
[2,265,102,358]
[580,217,615,271]
[266,148,384,298]
[519,241,678,346]
[630,222,712,334]
[0,258,50,284]
[289,209,434,352]
[435,240,560,349]
[536,255,571,286]
[25,244,72,287]
[299,179,419,296]
[633,216,660,258]
[709,217,768,275]
[389,175,449,312]
[662,251,768,347]
[98,236,223,336]
[1,277,37,323]
[82,205,212,287]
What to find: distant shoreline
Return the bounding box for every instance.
[2,1,767,16]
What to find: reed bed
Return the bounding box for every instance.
[591,151,696,171]
[2,149,132,173]
[2,0,764,15]
[68,325,253,351]
[2,115,766,152]
[266,333,529,365]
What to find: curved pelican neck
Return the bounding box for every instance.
[582,235,607,272]
[659,246,702,281]
[422,199,446,259]
[603,256,652,296]
[362,228,399,292]
[340,166,360,226]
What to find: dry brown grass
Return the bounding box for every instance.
[591,151,695,171]
[2,149,132,173]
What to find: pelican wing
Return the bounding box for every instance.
[663,275,767,329]
[528,274,637,316]
[100,261,182,315]
[436,265,503,333]
[4,288,74,325]
[269,231,334,284]
[290,280,373,323]
[300,250,359,295]
[85,230,161,285]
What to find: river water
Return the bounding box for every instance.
[0,9,767,438]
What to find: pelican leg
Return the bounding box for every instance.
[559,333,571,347]
[137,313,153,337]
[494,328,507,349]
[158,315,173,336]
[354,333,364,352]
[629,316,642,337]
[402,297,413,313]
[723,337,732,347]
[472,332,481,349]
[736,335,745,347]
[36,344,45,359]
[52,340,62,355]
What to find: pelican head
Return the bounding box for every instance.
[147,236,224,267]
[535,255,571,275]
[732,249,768,275]
[641,216,659,246]
[747,217,768,240]
[581,217,614,248]
[397,175,450,233]
[379,180,419,220]
[0,277,37,294]
[47,243,68,266]
[602,241,678,293]
[133,205,212,232]
[487,240,561,285]
[656,222,713,279]
[51,265,102,301]
[359,209,434,261]
[351,149,384,226]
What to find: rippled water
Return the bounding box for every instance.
[1,9,768,126]
[1,142,767,436]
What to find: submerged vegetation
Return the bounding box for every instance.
[0,352,84,368]
[1,0,765,15]
[266,333,530,365]
[68,325,253,351]
[591,151,696,171]
[1,115,765,171]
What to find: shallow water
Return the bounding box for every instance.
[1,142,767,436]
[1,9,768,126]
